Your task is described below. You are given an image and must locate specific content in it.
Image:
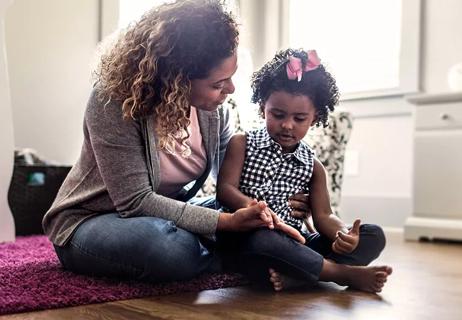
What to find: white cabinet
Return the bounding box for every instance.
[405,92,462,241]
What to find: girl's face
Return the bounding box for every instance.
[263,91,317,153]
[189,53,237,111]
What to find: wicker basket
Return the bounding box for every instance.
[8,165,71,236]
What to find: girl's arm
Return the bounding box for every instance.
[310,158,349,241]
[216,133,253,210]
[217,134,306,244]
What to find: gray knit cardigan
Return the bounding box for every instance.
[42,87,233,246]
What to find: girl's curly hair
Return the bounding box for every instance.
[94,0,238,154]
[251,48,339,127]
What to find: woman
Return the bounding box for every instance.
[43,0,306,283]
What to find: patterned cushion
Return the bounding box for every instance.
[197,99,353,217]
[303,111,353,216]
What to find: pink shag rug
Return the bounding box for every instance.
[0,235,245,315]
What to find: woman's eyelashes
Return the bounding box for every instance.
[212,82,225,90]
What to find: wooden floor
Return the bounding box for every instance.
[2,230,462,320]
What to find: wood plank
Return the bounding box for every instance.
[2,231,462,320]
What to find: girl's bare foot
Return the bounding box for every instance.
[320,261,392,293]
[269,263,392,293]
[268,268,308,291]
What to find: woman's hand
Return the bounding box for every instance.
[289,193,311,219]
[218,200,305,244]
[331,219,361,254]
[219,199,273,232]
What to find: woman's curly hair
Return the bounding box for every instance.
[94,0,238,154]
[251,48,339,127]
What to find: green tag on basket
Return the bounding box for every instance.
[27,172,45,186]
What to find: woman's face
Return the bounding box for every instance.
[263,91,317,153]
[189,53,237,111]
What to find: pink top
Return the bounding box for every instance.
[157,107,207,197]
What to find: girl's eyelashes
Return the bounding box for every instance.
[271,112,285,119]
[270,111,308,122]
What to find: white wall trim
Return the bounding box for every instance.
[340,195,412,228]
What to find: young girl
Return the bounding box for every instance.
[217,48,392,293]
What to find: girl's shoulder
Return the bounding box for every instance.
[245,127,266,140]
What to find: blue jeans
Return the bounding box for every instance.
[55,195,385,284]
[54,197,221,283]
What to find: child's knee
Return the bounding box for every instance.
[244,229,295,256]
[361,224,386,253]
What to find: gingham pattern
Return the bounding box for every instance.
[240,128,315,231]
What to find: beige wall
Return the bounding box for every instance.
[422,0,462,93]
[0,0,15,242]
[5,0,100,165]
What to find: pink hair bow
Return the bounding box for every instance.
[286,50,321,82]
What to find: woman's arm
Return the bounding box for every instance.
[310,158,348,241]
[85,89,221,235]
[216,133,253,210]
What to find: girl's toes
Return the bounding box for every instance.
[273,281,283,291]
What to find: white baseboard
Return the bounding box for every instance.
[339,195,412,228]
[404,217,462,241]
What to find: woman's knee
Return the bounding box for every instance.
[142,227,214,281]
[67,215,214,282]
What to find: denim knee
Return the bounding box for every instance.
[141,226,216,282]
[242,229,298,257]
[57,214,218,283]
[362,224,386,253]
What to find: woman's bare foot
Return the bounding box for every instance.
[268,268,308,291]
[320,261,392,293]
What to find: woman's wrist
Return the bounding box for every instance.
[217,212,235,231]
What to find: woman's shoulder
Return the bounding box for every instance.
[85,86,122,119]
[84,85,142,132]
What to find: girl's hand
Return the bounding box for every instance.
[288,193,312,219]
[332,219,361,254]
[267,209,306,244]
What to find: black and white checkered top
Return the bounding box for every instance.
[239,128,315,231]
